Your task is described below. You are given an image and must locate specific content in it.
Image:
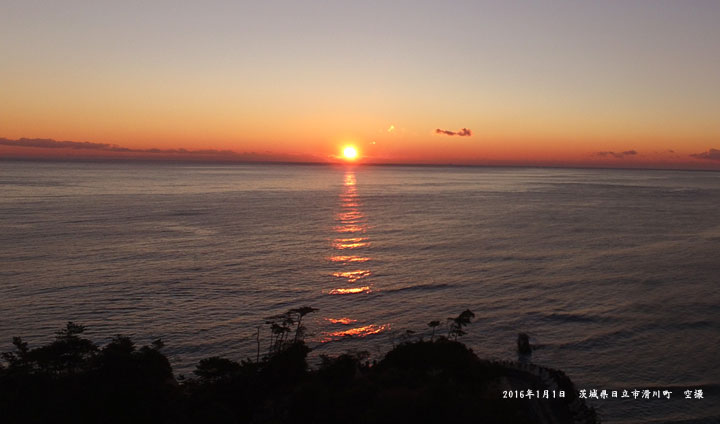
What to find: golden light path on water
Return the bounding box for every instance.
[328,286,371,295]
[331,270,371,283]
[329,256,370,263]
[322,170,390,342]
[333,225,365,233]
[332,237,370,249]
[325,318,358,325]
[321,324,391,343]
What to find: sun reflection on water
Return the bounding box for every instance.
[321,324,391,342]
[329,256,370,263]
[337,211,364,222]
[326,317,358,325]
[333,238,370,249]
[334,225,365,233]
[332,270,371,282]
[328,286,371,295]
[322,170,389,339]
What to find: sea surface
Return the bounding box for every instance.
[1,161,719,423]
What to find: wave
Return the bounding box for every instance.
[543,312,617,324]
[382,283,451,294]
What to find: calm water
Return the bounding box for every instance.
[1,161,719,423]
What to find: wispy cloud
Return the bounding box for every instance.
[435,128,472,137]
[0,138,236,155]
[594,150,638,158]
[690,148,720,161]
[0,137,320,163]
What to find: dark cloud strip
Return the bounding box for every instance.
[594,150,637,158]
[690,148,720,161]
[435,128,472,137]
[0,138,236,156]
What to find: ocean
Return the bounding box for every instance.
[1,161,718,423]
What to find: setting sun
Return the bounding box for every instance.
[343,146,358,160]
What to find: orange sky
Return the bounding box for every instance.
[1,1,719,169]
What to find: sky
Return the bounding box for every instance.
[1,0,719,168]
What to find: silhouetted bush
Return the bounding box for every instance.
[0,323,181,424]
[1,316,595,424]
[194,357,242,382]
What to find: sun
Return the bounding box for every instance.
[342,146,358,160]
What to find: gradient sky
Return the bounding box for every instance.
[2,0,719,167]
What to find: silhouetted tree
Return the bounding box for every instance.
[0,312,596,424]
[22,321,99,374]
[266,307,318,356]
[1,337,29,369]
[267,320,292,355]
[289,306,318,342]
[427,320,441,341]
[447,309,475,341]
[0,324,179,424]
[255,325,261,363]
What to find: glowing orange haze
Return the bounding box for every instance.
[1,134,718,170]
[2,2,719,169]
[2,83,718,169]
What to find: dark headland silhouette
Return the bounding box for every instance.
[0,309,598,424]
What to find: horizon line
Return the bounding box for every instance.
[2,156,718,174]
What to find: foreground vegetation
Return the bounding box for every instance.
[0,311,595,424]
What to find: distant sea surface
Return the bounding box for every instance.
[1,161,719,423]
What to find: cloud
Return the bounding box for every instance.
[0,137,236,155]
[0,137,116,151]
[435,128,472,137]
[594,150,637,158]
[690,148,720,161]
[0,137,323,163]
